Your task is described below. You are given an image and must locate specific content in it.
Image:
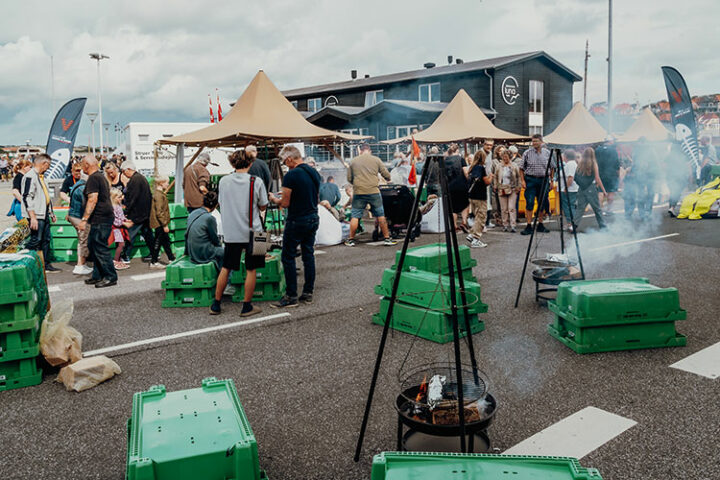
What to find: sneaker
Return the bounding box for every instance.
[113,261,129,270]
[470,239,488,248]
[84,277,101,285]
[537,223,550,233]
[510,227,517,233]
[520,226,533,235]
[270,295,299,308]
[149,262,165,269]
[487,222,496,228]
[503,226,508,232]
[344,238,356,247]
[383,238,398,246]
[121,257,131,265]
[222,284,236,296]
[72,265,88,275]
[466,234,476,242]
[299,292,313,304]
[45,264,61,273]
[95,278,117,288]
[80,265,94,275]
[209,299,221,315]
[240,305,262,317]
[482,226,488,233]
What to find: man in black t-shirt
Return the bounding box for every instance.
[268,145,321,308]
[79,155,117,287]
[59,162,82,204]
[246,145,272,192]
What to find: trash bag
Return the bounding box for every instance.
[315,206,343,246]
[56,355,121,392]
[39,298,82,367]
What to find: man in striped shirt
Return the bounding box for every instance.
[519,134,552,235]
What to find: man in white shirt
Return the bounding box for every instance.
[559,149,579,230]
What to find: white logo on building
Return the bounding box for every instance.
[502,76,520,105]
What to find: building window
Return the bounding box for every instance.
[341,128,370,136]
[529,80,543,113]
[308,98,322,112]
[291,100,298,109]
[387,125,419,140]
[364,90,384,107]
[419,82,440,103]
[138,134,149,142]
[528,80,544,136]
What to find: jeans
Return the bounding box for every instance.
[281,214,319,298]
[560,191,578,224]
[122,220,155,260]
[576,185,606,228]
[88,223,117,282]
[152,227,175,263]
[27,217,52,264]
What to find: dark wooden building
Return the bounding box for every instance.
[283,51,582,142]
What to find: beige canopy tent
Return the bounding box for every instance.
[543,101,608,146]
[158,70,369,202]
[383,89,527,144]
[616,107,671,142]
[158,70,369,147]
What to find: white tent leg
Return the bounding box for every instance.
[174,143,185,204]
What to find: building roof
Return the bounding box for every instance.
[283,51,582,98]
[305,99,496,124]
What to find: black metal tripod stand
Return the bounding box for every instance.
[514,147,585,308]
[354,154,481,461]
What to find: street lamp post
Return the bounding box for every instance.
[607,0,613,133]
[89,52,109,157]
[103,123,110,152]
[86,112,97,155]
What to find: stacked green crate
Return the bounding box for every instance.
[0,252,47,392]
[49,209,76,262]
[126,377,268,480]
[373,243,487,344]
[547,277,687,354]
[229,251,285,302]
[371,452,603,480]
[161,256,217,308]
[264,208,284,232]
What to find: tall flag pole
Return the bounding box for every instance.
[216,88,223,122]
[208,93,215,123]
[661,66,701,179]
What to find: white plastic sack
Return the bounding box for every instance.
[315,206,343,246]
[420,199,445,233]
[39,299,82,367]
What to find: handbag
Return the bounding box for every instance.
[247,176,271,256]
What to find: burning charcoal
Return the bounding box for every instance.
[427,375,446,410]
[431,404,481,425]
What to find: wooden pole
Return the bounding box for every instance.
[321,142,348,168]
[166,146,205,193]
[153,142,159,177]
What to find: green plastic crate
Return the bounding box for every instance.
[375,269,485,315]
[0,294,38,325]
[168,217,187,231]
[229,252,283,285]
[552,278,685,326]
[162,256,217,289]
[53,209,71,225]
[52,237,78,250]
[51,249,77,263]
[231,279,285,303]
[161,288,215,308]
[393,243,477,275]
[50,224,77,238]
[373,297,485,344]
[0,326,40,362]
[126,377,264,480]
[0,357,42,392]
[0,315,40,334]
[169,203,188,219]
[0,258,35,300]
[371,452,603,480]
[548,315,686,354]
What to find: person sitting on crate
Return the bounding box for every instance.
[319,175,343,221]
[186,192,224,271]
[211,150,268,317]
[148,175,177,268]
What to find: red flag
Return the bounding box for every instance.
[408,162,417,186]
[208,94,215,123]
[411,136,421,159]
[216,89,223,122]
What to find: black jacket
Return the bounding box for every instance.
[124,172,152,223]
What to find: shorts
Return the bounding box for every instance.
[351,193,385,219]
[68,216,91,258]
[600,175,619,193]
[223,242,266,272]
[523,175,549,212]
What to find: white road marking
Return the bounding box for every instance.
[366,241,386,246]
[503,406,637,459]
[543,204,668,224]
[588,233,679,252]
[84,312,292,357]
[48,285,61,292]
[130,271,167,281]
[670,341,720,379]
[314,250,327,255]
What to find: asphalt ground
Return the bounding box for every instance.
[1,181,720,479]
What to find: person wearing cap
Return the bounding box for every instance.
[595,136,621,214]
[21,153,60,272]
[183,152,211,213]
[246,145,272,192]
[120,160,154,263]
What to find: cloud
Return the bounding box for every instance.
[0,0,718,146]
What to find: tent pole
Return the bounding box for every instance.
[153,142,159,177]
[168,145,204,203]
[322,142,348,168]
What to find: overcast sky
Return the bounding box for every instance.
[1,0,718,146]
